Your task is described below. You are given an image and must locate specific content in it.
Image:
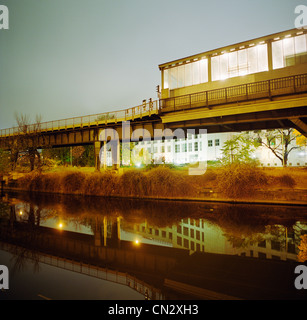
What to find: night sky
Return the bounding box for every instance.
[0,0,304,129]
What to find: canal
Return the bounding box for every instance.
[0,191,306,300]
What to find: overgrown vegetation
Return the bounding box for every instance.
[16,166,196,198]
[215,163,268,198]
[13,162,306,200]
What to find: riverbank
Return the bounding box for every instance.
[2,165,307,206]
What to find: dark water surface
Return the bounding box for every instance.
[0,191,306,300]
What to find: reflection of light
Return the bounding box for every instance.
[19,211,23,216]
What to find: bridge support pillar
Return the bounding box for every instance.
[94,141,102,171]
[111,140,120,170]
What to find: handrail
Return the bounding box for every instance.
[0,100,159,137]
[1,73,306,138]
[160,73,307,112]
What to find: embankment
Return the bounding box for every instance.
[2,165,307,206]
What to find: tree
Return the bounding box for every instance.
[293,129,307,147]
[15,113,44,171]
[0,148,10,176]
[72,146,85,166]
[221,132,259,164]
[254,128,301,166]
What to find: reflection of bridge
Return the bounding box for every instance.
[0,241,163,300]
[1,197,306,300]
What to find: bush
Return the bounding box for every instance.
[84,172,119,196]
[61,171,86,194]
[146,167,196,197]
[217,163,268,198]
[120,169,148,196]
[276,174,296,188]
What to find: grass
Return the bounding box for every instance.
[14,164,307,200]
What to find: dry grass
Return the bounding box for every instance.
[15,164,307,199]
[16,166,196,198]
[215,163,268,198]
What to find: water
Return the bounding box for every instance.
[0,191,306,300]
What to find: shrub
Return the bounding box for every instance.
[276,174,296,188]
[146,167,196,197]
[84,172,119,196]
[216,163,268,198]
[61,171,86,194]
[120,169,148,196]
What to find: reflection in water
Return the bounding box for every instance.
[0,191,307,300]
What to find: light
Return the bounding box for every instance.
[58,223,63,229]
[19,211,23,216]
[136,162,141,168]
[134,239,140,245]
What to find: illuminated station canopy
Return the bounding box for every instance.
[158,29,307,96]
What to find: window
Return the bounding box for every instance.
[167,145,171,153]
[215,139,220,146]
[163,58,209,90]
[211,44,268,81]
[194,142,198,152]
[208,140,213,147]
[175,144,180,153]
[272,34,307,69]
[183,227,189,236]
[177,236,182,246]
[161,145,165,153]
[183,143,187,152]
[189,143,193,152]
[184,239,189,249]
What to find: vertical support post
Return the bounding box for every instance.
[267,40,273,71]
[94,140,101,171]
[208,56,212,83]
[103,140,107,170]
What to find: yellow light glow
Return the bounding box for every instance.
[58,223,63,229]
[19,211,23,215]
[134,239,140,245]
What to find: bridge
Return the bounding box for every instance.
[1,28,307,169]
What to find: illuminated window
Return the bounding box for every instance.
[177,236,182,246]
[272,34,307,69]
[163,58,208,90]
[211,44,268,81]
[194,142,198,151]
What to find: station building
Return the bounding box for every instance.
[102,29,307,168]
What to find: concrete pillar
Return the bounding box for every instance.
[103,216,107,247]
[111,140,120,170]
[103,140,107,170]
[117,217,121,241]
[94,141,101,171]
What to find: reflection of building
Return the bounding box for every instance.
[120,218,307,262]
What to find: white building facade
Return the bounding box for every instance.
[101,130,307,168]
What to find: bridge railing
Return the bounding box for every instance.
[160,73,307,112]
[0,99,159,137]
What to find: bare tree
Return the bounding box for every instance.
[254,128,301,166]
[15,113,43,171]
